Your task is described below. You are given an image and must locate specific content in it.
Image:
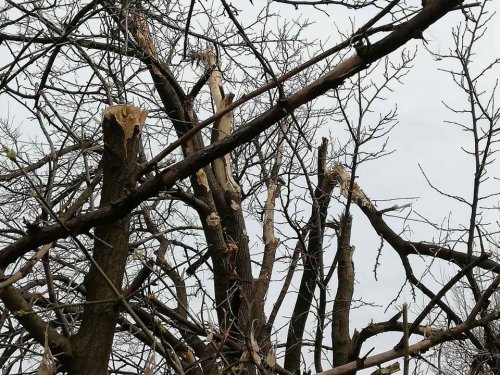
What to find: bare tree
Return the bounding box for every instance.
[0,0,498,374]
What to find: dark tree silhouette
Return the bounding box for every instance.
[0,1,498,374]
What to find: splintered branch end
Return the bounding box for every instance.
[104,105,148,149]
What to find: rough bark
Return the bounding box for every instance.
[331,214,354,368]
[317,308,500,375]
[0,282,72,368]
[70,105,147,375]
[127,12,238,335]
[198,50,259,371]
[284,158,336,373]
[253,122,289,354]
[0,1,481,279]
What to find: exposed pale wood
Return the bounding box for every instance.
[70,104,146,375]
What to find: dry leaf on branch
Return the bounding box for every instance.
[249,327,261,365]
[144,352,156,375]
[266,346,276,369]
[37,327,56,375]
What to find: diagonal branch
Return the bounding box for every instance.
[0,0,467,272]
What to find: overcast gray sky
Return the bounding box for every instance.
[1,1,499,373]
[245,2,500,373]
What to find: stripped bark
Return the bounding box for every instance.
[198,50,260,370]
[0,3,488,374]
[70,105,147,375]
[253,121,289,351]
[0,1,475,276]
[126,9,233,336]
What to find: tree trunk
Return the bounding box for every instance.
[284,158,336,373]
[332,214,354,367]
[70,105,147,374]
